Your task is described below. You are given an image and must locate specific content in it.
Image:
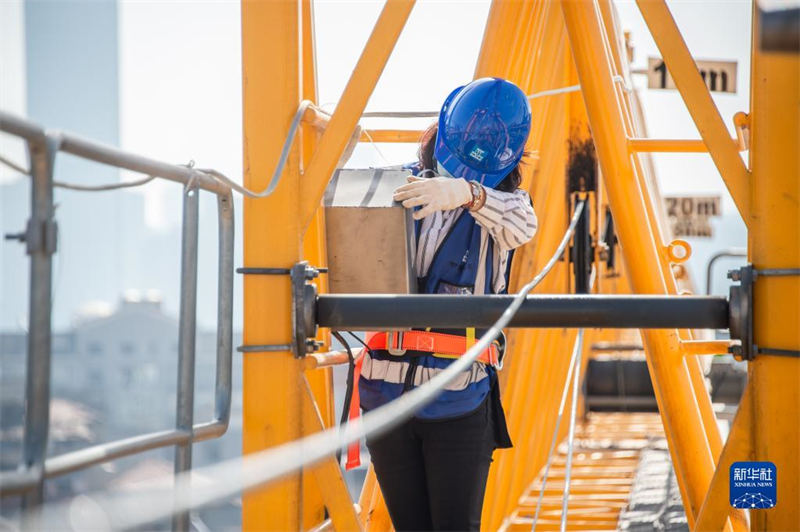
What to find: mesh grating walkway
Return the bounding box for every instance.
[500,413,671,531]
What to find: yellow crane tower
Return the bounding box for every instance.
[240,1,798,530]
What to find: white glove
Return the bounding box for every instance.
[393,176,472,220]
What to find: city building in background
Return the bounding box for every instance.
[0,292,243,528]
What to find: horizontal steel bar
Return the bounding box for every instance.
[316,294,729,330]
[237,344,293,353]
[0,111,229,196]
[46,429,190,478]
[590,343,644,352]
[0,469,39,497]
[628,137,747,154]
[756,268,800,277]
[304,350,353,369]
[0,111,46,143]
[0,430,191,496]
[58,133,226,196]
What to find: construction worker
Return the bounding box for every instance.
[359,78,537,531]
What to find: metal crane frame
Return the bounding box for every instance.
[241,0,798,531]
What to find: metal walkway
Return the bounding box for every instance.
[500,413,667,531]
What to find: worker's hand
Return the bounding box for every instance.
[393,176,472,220]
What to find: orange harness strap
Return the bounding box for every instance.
[343,330,500,470]
[367,330,501,366]
[344,346,366,470]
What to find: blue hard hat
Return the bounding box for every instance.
[434,78,531,188]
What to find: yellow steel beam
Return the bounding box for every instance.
[298,0,416,232]
[635,0,751,225]
[597,0,724,489]
[359,465,393,532]
[748,6,800,530]
[298,0,338,526]
[480,6,581,525]
[628,138,745,153]
[679,340,733,356]
[561,1,718,525]
[360,129,423,143]
[694,388,752,532]
[301,379,363,532]
[241,0,305,528]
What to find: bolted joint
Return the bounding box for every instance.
[291,262,319,357]
[303,265,320,280]
[727,269,742,282]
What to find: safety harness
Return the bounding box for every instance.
[343,330,504,470]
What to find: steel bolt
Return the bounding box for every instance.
[4,232,26,242]
[727,269,741,281]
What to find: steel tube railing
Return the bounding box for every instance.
[57,131,227,196]
[316,294,730,330]
[172,187,200,532]
[45,430,191,478]
[193,191,235,442]
[0,193,235,496]
[0,112,235,525]
[0,111,226,195]
[20,132,57,514]
[0,111,46,142]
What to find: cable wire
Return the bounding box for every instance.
[0,150,161,191]
[0,153,29,175]
[52,174,158,192]
[560,329,585,532]
[530,267,596,532]
[36,200,586,531]
[529,329,583,531]
[194,100,315,199]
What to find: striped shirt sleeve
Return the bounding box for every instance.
[470,187,538,252]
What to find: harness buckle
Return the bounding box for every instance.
[386,330,407,356]
[493,331,507,370]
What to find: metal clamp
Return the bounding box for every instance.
[386,331,407,356]
[291,262,320,358]
[728,264,800,360]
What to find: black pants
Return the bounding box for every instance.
[365,397,497,531]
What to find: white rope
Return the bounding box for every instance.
[560,328,585,532]
[0,153,29,175]
[528,84,580,100]
[612,74,634,93]
[530,268,596,532]
[530,330,582,531]
[360,128,393,166]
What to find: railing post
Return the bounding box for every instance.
[172,185,200,532]
[20,134,58,520]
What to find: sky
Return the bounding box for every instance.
[1,0,752,327]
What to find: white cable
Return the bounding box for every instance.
[195,100,315,199]
[528,84,580,100]
[357,83,590,118]
[31,201,587,532]
[560,328,585,532]
[0,153,29,175]
[0,150,161,191]
[360,128,393,166]
[529,330,582,531]
[531,267,596,532]
[612,74,634,93]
